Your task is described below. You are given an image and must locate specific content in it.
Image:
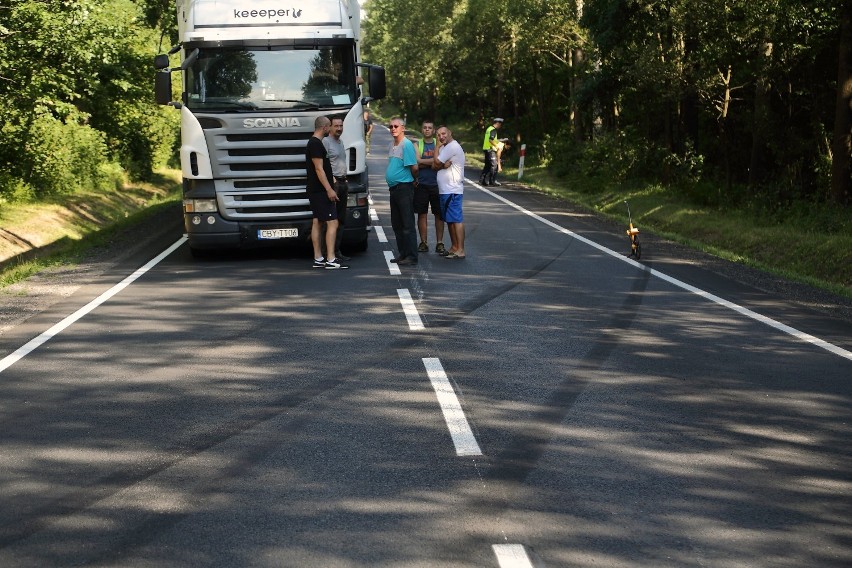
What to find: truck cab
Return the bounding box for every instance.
[154,0,385,255]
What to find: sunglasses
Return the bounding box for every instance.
[389,124,404,129]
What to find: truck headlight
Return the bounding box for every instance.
[184,199,217,213]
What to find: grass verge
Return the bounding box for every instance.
[0,170,181,288]
[512,164,851,299]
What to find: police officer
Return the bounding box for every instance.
[479,117,504,186]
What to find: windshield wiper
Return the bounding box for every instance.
[272,99,321,109]
[198,100,258,111]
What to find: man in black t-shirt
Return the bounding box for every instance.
[306,116,348,269]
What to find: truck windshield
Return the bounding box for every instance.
[185,46,357,111]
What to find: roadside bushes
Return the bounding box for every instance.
[0,113,123,202]
[27,113,119,196]
[539,126,704,195]
[0,106,179,202]
[103,102,180,182]
[0,0,179,203]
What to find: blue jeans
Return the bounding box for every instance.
[389,182,418,261]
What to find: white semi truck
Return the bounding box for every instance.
[154,0,385,255]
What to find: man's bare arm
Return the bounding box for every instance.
[312,157,338,201]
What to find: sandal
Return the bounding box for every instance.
[444,252,466,259]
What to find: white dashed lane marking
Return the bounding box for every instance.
[492,544,536,567]
[384,251,401,276]
[375,225,388,243]
[397,288,423,330]
[422,357,482,456]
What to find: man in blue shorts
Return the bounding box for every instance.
[433,126,466,259]
[305,116,348,269]
[414,121,446,254]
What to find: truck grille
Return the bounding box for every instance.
[200,113,316,221]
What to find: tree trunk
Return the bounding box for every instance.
[496,36,505,118]
[511,31,519,127]
[572,0,586,142]
[831,0,852,206]
[719,66,734,199]
[681,19,700,150]
[534,71,547,134]
[572,46,585,142]
[748,41,773,189]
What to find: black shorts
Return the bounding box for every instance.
[308,192,338,221]
[334,180,348,226]
[413,183,441,217]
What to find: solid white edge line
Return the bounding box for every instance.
[0,237,188,375]
[468,178,852,363]
[422,358,483,456]
[384,250,401,275]
[397,288,423,330]
[375,225,388,243]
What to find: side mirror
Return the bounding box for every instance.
[155,71,172,105]
[154,54,170,70]
[369,66,386,100]
[357,64,387,102]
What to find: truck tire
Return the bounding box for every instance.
[190,246,212,259]
[352,236,368,253]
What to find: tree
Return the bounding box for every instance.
[832,0,852,205]
[363,0,583,153]
[0,0,179,197]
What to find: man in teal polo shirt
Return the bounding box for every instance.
[386,117,419,265]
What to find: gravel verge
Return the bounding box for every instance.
[0,205,183,336]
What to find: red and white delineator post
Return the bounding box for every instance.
[517,144,526,180]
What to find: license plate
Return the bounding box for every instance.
[258,228,298,239]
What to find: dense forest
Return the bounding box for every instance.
[1,0,849,212]
[0,0,176,201]
[363,0,851,208]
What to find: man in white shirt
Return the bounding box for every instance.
[432,126,466,259]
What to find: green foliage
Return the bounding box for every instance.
[520,167,851,293]
[24,111,121,197]
[541,126,702,192]
[364,0,847,207]
[0,173,36,203]
[363,0,580,127]
[0,0,178,200]
[102,101,180,181]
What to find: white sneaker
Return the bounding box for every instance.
[325,258,350,270]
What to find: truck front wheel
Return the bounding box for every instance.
[189,246,213,259]
[352,237,368,253]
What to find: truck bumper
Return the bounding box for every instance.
[184,209,368,251]
[184,213,313,250]
[183,173,370,251]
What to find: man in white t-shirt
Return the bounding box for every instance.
[432,126,466,259]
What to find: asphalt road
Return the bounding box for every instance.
[0,125,850,567]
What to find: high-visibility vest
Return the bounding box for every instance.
[417,138,435,157]
[482,125,496,150]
